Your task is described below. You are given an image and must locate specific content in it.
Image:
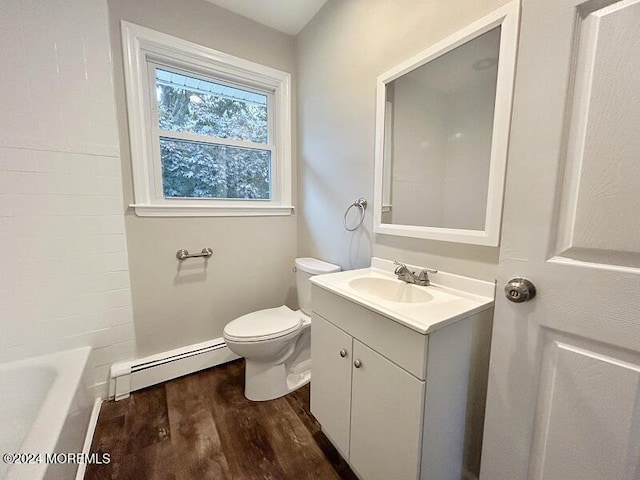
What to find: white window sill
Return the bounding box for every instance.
[130,204,294,217]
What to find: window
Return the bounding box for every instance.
[154,68,272,200]
[121,22,292,216]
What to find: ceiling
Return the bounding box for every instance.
[399,27,501,95]
[204,0,329,35]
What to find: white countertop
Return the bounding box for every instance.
[310,258,495,334]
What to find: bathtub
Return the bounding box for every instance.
[0,347,94,480]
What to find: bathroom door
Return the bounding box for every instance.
[481,0,640,479]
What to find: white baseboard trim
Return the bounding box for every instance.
[109,337,239,400]
[90,382,108,401]
[75,398,102,480]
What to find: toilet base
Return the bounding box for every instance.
[244,360,310,401]
[224,312,312,402]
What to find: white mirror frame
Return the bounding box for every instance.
[373,1,519,246]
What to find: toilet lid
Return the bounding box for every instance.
[223,305,302,342]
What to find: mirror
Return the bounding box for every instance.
[373,2,518,246]
[384,28,500,231]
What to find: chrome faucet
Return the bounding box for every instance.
[393,261,438,286]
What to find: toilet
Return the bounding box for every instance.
[223,257,341,401]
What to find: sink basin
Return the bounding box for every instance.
[348,277,433,304]
[310,258,495,334]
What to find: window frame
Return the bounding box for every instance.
[121,21,293,217]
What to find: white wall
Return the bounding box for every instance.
[390,80,448,227]
[441,87,496,230]
[108,0,298,357]
[0,0,135,396]
[296,0,506,280]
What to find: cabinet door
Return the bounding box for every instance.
[350,340,425,480]
[310,314,353,458]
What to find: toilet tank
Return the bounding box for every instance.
[295,257,341,316]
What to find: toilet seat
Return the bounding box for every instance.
[223,305,303,343]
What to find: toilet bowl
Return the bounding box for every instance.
[223,257,340,401]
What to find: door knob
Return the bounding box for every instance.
[354,359,362,368]
[504,277,536,303]
[339,349,347,358]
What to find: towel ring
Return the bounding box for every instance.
[343,198,367,231]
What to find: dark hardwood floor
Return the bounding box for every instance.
[85,360,358,480]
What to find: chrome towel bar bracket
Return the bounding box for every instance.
[176,248,213,261]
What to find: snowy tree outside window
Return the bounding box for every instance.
[155,69,272,199]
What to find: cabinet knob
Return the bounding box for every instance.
[339,349,347,358]
[354,359,362,368]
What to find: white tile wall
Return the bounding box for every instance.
[0,0,135,397]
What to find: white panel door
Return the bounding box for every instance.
[481,0,640,479]
[310,314,353,458]
[349,339,425,480]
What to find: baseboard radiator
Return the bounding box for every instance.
[109,337,239,401]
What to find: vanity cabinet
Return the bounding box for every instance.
[312,316,424,480]
[311,284,493,480]
[349,338,424,480]
[311,316,353,457]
